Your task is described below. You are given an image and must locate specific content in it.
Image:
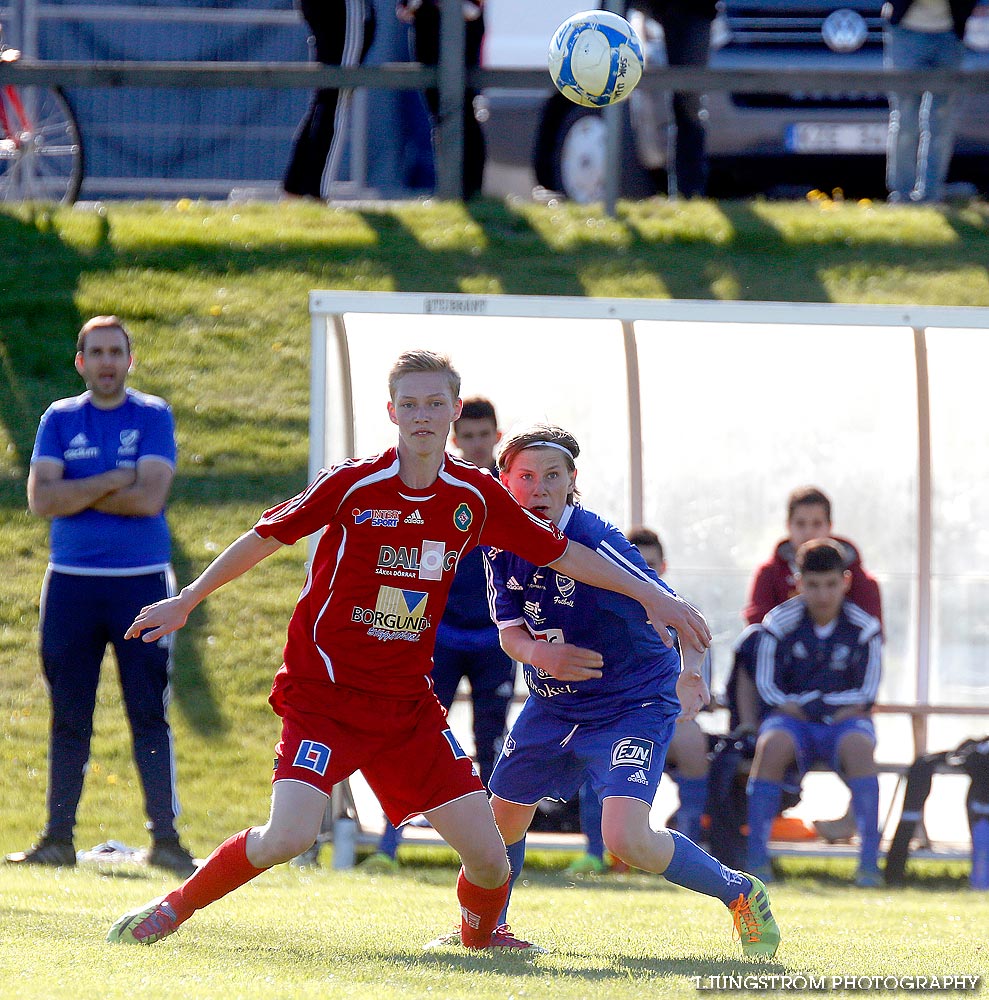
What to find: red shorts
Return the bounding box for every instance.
[270,681,483,827]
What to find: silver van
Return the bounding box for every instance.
[478,0,989,201]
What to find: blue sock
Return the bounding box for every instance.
[498,836,527,925]
[579,781,605,859]
[746,777,782,871]
[676,777,708,844]
[378,820,402,860]
[848,775,881,871]
[662,829,752,905]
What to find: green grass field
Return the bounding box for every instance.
[2,859,987,999]
[2,197,989,997]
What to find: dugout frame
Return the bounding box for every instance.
[307,291,989,757]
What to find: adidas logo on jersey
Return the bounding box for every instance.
[69,433,89,448]
[506,576,523,591]
[627,769,650,785]
[403,509,425,524]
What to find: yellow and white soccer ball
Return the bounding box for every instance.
[548,9,645,108]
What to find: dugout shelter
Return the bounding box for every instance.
[308,291,989,752]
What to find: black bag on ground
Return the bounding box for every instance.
[884,737,989,885]
[705,734,754,871]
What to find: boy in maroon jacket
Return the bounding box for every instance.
[745,486,882,627]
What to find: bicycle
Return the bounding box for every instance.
[0,22,84,204]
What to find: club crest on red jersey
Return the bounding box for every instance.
[453,502,473,531]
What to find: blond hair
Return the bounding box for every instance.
[387,350,461,401]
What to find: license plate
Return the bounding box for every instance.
[784,123,888,153]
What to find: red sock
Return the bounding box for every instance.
[457,868,510,948]
[164,829,268,925]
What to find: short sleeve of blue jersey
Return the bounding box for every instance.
[136,397,177,466]
[32,405,64,464]
[596,519,677,598]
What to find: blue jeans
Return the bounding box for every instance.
[884,24,965,202]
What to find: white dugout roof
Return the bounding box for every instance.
[309,292,989,753]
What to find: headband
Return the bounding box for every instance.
[519,440,575,461]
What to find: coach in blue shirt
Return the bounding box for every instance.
[6,316,195,876]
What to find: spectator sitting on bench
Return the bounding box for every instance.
[746,538,884,887]
[743,485,883,843]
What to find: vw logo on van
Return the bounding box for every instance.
[821,9,868,52]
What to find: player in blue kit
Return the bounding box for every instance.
[426,424,781,958]
[6,316,195,876]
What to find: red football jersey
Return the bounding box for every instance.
[254,448,567,701]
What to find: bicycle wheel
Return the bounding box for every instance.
[0,85,83,204]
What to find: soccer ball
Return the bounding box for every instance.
[548,10,644,109]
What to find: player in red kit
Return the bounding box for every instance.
[107,350,710,952]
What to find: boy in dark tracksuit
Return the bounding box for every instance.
[746,538,883,887]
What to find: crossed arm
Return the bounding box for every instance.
[28,457,174,519]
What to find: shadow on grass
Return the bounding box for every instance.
[6,199,986,336]
[414,949,787,981]
[0,208,83,486]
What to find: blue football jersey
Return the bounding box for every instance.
[755,596,883,723]
[484,504,682,723]
[32,388,176,571]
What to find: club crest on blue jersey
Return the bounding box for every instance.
[118,428,140,458]
[453,502,473,532]
[442,729,469,760]
[610,737,654,770]
[554,573,575,607]
[830,645,851,669]
[293,739,331,775]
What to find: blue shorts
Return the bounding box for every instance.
[488,700,677,807]
[759,714,876,778]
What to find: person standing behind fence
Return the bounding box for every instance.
[630,0,716,198]
[6,316,195,877]
[883,0,978,203]
[283,0,377,199]
[397,0,486,198]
